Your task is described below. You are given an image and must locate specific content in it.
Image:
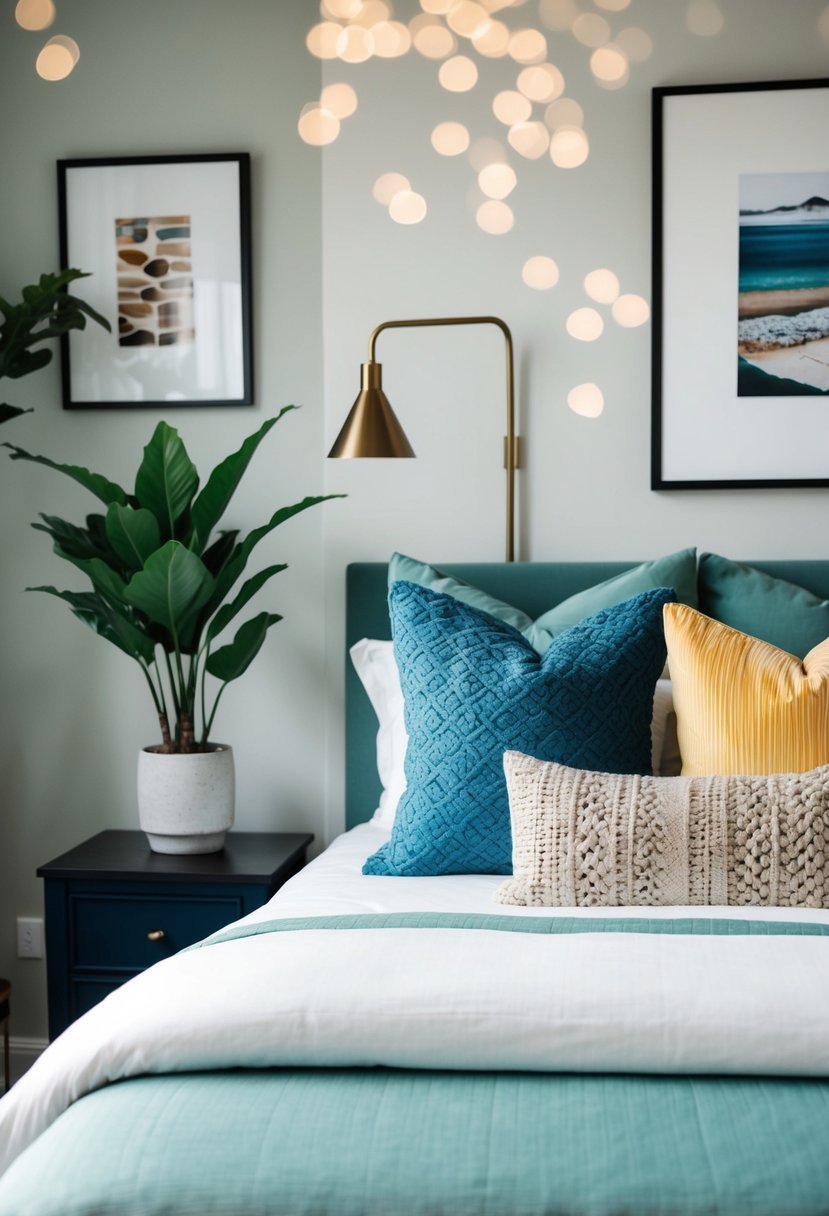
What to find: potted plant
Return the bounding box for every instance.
[5,408,340,852]
[1,269,109,425]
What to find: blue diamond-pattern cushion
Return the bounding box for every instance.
[363,581,675,877]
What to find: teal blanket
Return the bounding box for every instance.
[2,1068,828,1215]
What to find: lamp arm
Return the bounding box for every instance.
[367,316,518,561]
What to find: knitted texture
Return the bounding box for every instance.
[497,751,829,907]
[363,582,673,877]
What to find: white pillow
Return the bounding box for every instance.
[350,639,681,829]
[349,639,407,828]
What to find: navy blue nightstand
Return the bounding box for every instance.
[38,829,313,1040]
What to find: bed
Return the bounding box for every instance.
[2,554,829,1216]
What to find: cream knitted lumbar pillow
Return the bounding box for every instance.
[497,750,829,908]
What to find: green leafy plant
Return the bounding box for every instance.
[5,408,341,751]
[0,268,110,425]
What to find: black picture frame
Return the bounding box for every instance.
[57,152,253,409]
[651,79,829,489]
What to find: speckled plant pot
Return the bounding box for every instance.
[137,745,235,854]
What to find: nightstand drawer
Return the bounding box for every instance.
[71,892,242,970]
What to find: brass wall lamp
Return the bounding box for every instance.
[328,315,520,561]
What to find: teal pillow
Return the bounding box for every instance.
[363,581,674,877]
[698,553,829,658]
[389,549,696,655]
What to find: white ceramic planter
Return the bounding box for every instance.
[137,745,235,854]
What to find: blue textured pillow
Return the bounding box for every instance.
[363,581,675,877]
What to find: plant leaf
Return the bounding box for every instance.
[212,494,344,606]
[32,513,114,563]
[105,503,161,572]
[55,551,129,604]
[206,563,287,643]
[200,529,239,577]
[30,585,155,664]
[123,540,214,649]
[133,422,199,539]
[3,442,129,506]
[0,403,32,424]
[205,611,282,683]
[190,407,295,549]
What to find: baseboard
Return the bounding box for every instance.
[9,1036,47,1085]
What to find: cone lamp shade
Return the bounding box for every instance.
[328,316,519,560]
[328,361,415,459]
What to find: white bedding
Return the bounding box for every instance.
[2,822,829,1178]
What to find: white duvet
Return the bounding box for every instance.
[2,821,829,1178]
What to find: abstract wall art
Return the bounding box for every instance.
[651,79,829,489]
[57,153,252,409]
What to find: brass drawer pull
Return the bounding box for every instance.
[147,930,165,942]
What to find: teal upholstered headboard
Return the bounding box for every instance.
[344,559,829,830]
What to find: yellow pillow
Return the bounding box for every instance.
[664,602,829,775]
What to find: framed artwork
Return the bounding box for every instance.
[57,153,252,409]
[651,79,829,489]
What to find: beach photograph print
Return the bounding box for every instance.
[115,215,195,348]
[738,171,829,396]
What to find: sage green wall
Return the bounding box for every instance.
[3,0,829,1046]
[0,0,325,1040]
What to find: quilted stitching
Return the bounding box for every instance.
[362,581,674,877]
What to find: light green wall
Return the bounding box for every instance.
[3,0,829,1043]
[0,0,325,1039]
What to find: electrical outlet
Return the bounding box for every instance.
[17,916,43,959]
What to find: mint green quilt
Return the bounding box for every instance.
[2,911,828,1215]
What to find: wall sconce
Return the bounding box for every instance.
[328,315,520,561]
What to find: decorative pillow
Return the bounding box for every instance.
[390,549,696,656]
[698,553,829,659]
[497,751,829,908]
[363,582,674,877]
[351,642,681,824]
[664,602,829,775]
[349,638,407,828]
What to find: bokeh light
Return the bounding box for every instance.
[686,0,724,35]
[508,28,547,63]
[550,125,589,167]
[584,268,620,303]
[590,45,629,84]
[593,0,631,9]
[545,97,584,128]
[336,24,374,61]
[438,54,478,90]
[323,0,362,17]
[476,200,515,234]
[412,19,457,57]
[566,308,604,341]
[516,63,565,102]
[612,294,650,327]
[571,13,610,46]
[14,0,54,30]
[320,82,358,118]
[568,383,605,417]
[493,89,532,124]
[508,121,549,158]
[371,21,412,56]
[616,26,654,61]
[446,1,492,37]
[478,162,517,199]
[373,172,411,204]
[389,190,428,224]
[471,18,511,55]
[467,136,509,171]
[297,104,341,145]
[522,255,560,289]
[431,121,471,155]
[306,22,343,58]
[36,35,80,80]
[820,5,829,43]
[420,0,453,11]
[538,0,579,31]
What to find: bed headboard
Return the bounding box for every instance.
[344,559,829,829]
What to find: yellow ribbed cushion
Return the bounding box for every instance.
[664,602,829,775]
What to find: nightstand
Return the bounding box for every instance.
[38,829,313,1040]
